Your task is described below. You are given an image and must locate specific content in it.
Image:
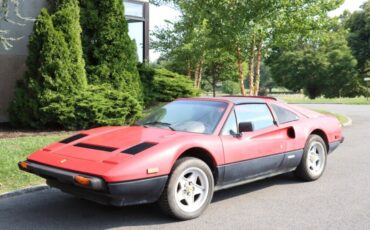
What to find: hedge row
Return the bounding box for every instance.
[139,65,200,106]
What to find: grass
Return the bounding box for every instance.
[313,109,349,126]
[0,134,68,194]
[276,95,370,105]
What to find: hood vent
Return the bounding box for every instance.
[60,134,88,144]
[122,142,157,155]
[75,143,117,152]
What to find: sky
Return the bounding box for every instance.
[149,0,367,61]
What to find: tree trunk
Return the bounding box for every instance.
[236,47,246,96]
[194,62,200,88]
[196,58,204,89]
[187,59,192,79]
[253,40,262,96]
[212,79,216,97]
[212,68,217,97]
[248,35,256,96]
[212,75,217,97]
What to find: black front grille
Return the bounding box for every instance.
[75,143,117,152]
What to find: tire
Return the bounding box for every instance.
[158,157,214,220]
[294,134,327,181]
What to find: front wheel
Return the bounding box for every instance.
[294,134,327,181]
[158,157,214,220]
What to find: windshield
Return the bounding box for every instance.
[137,100,228,134]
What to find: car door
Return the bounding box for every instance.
[268,103,301,152]
[220,103,289,185]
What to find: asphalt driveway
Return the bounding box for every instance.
[1,104,369,230]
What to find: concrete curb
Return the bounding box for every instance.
[342,115,352,127]
[0,185,50,199]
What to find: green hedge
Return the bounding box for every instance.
[9,0,142,130]
[9,2,86,129]
[73,85,142,129]
[139,65,199,106]
[80,0,142,100]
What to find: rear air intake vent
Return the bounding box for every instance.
[60,134,88,144]
[74,143,117,152]
[122,142,157,155]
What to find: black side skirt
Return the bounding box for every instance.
[215,149,303,191]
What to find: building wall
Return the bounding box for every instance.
[0,0,47,122]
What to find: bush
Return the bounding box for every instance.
[9,1,87,129]
[80,0,142,100]
[139,65,199,106]
[222,80,240,95]
[9,0,143,130]
[72,85,142,129]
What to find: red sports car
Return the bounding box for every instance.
[19,96,343,220]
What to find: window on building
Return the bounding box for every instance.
[125,1,144,17]
[128,22,144,62]
[124,0,148,62]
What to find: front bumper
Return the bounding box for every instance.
[18,161,167,206]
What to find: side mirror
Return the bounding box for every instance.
[239,121,254,133]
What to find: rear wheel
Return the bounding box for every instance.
[294,134,327,181]
[159,157,214,220]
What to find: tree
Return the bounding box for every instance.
[203,48,237,97]
[151,11,209,89]
[9,0,87,128]
[344,1,370,78]
[259,63,276,94]
[80,0,142,99]
[269,30,363,99]
[152,0,343,96]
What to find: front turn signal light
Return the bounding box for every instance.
[74,175,91,186]
[19,161,28,169]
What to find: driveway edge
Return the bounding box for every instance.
[0,185,50,199]
[342,115,352,127]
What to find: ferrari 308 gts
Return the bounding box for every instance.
[19,96,344,220]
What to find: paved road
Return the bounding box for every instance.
[1,104,369,230]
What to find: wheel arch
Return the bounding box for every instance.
[310,129,329,152]
[175,147,219,185]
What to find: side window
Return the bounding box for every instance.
[270,104,299,124]
[221,110,237,135]
[235,104,274,131]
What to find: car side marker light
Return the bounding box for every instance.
[147,168,159,174]
[74,175,91,186]
[19,161,28,169]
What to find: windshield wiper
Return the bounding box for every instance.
[143,121,176,131]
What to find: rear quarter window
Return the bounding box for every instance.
[270,104,299,124]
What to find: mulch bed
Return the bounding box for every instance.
[0,123,75,139]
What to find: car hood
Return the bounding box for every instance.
[81,125,178,149]
[26,125,218,181]
[47,126,181,162]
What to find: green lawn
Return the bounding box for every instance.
[0,134,68,194]
[313,109,349,125]
[276,96,370,105]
